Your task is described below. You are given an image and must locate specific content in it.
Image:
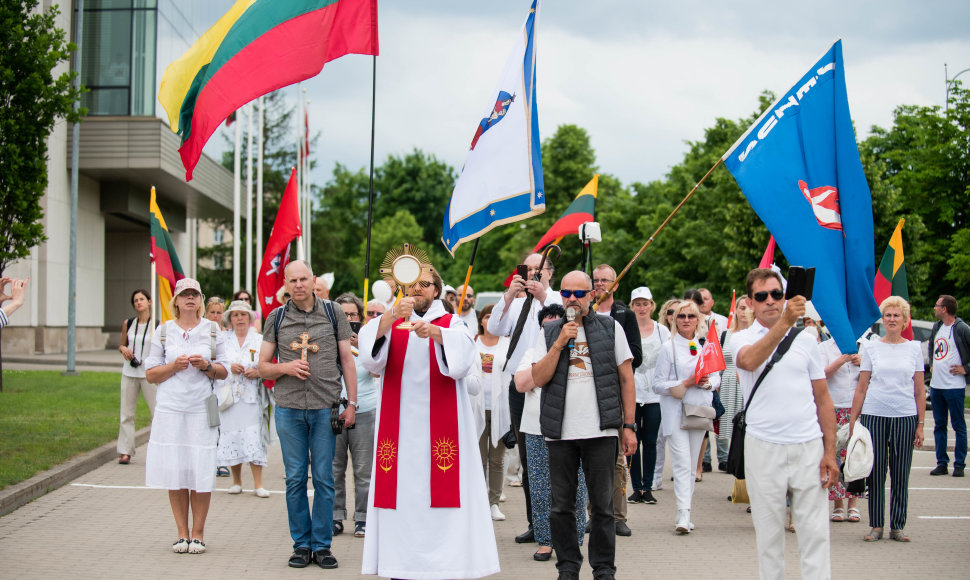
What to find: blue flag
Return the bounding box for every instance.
[722,40,879,354]
[441,0,544,256]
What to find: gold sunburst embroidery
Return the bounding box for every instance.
[376,438,398,473]
[432,437,458,472]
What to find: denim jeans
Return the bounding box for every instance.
[275,406,337,551]
[931,387,967,469]
[629,403,661,492]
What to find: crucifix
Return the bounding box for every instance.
[289,332,319,361]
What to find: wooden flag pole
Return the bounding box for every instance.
[592,158,723,311]
[456,238,480,315]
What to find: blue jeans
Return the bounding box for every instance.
[931,387,967,469]
[275,406,337,551]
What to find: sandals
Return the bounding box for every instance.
[188,539,206,554]
[118,455,131,465]
[847,507,861,523]
[864,527,883,542]
[890,529,911,542]
[831,508,846,522]
[333,520,344,535]
[172,538,189,553]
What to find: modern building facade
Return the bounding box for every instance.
[2,0,235,354]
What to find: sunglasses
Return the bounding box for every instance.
[666,309,675,316]
[560,289,590,299]
[676,313,697,320]
[366,310,383,317]
[752,289,785,302]
[416,280,433,288]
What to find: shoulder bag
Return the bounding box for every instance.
[726,327,803,479]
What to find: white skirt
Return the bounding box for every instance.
[146,409,218,492]
[217,401,267,466]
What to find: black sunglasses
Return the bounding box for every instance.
[366,310,382,317]
[752,289,785,302]
[560,289,590,299]
[666,309,675,316]
[676,313,697,320]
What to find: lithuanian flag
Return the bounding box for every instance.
[158,0,378,180]
[150,187,186,322]
[531,174,598,252]
[873,218,911,339]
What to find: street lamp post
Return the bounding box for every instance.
[945,63,970,113]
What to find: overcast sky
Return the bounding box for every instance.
[204,0,970,191]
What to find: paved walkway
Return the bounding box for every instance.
[1,431,969,578]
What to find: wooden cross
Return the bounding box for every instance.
[289,332,319,361]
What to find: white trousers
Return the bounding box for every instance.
[117,375,156,455]
[652,434,667,489]
[668,427,706,511]
[745,436,830,580]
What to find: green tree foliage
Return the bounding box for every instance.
[860,84,970,318]
[0,0,83,274]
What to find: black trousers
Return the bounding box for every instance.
[548,436,617,576]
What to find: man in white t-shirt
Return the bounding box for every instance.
[530,271,636,580]
[928,294,969,477]
[732,268,838,580]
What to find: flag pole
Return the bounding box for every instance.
[295,85,306,261]
[305,93,311,268]
[233,106,242,291]
[593,158,724,311]
[246,102,254,293]
[256,96,264,319]
[456,238,480,315]
[363,55,377,306]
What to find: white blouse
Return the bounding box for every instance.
[214,328,262,406]
[861,338,923,418]
[653,333,720,436]
[145,320,230,414]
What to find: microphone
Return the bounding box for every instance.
[565,307,577,350]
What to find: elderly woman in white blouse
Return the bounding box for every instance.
[653,300,720,534]
[145,278,229,555]
[216,300,269,498]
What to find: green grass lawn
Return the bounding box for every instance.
[0,370,151,490]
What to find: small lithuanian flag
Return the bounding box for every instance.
[873,218,912,339]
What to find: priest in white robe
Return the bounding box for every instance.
[359,266,500,579]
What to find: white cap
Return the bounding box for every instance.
[443,285,457,296]
[630,287,653,302]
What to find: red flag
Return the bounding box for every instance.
[257,168,302,318]
[695,321,726,382]
[759,235,776,269]
[725,290,737,329]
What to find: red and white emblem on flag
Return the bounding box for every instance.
[798,180,842,231]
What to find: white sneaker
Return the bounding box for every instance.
[675,509,691,534]
[490,504,506,521]
[227,485,242,494]
[255,487,270,498]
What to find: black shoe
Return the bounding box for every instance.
[557,572,580,580]
[718,461,728,472]
[314,549,338,569]
[514,527,535,543]
[614,521,632,536]
[593,574,616,580]
[627,490,642,504]
[533,549,552,561]
[954,467,965,477]
[642,490,657,504]
[288,548,312,568]
[702,462,712,473]
[332,520,344,535]
[930,465,949,476]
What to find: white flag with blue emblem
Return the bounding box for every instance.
[441,0,544,255]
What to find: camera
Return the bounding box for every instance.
[129,358,141,368]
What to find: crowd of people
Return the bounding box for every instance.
[5,255,966,579]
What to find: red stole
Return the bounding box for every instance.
[373,314,461,509]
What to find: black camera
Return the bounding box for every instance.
[129,358,141,368]
[330,398,356,435]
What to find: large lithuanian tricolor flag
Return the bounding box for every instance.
[158,0,379,180]
[150,187,185,322]
[873,218,912,339]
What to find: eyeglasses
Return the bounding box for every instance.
[676,313,697,320]
[560,289,590,299]
[180,290,201,298]
[592,278,615,285]
[366,310,383,317]
[752,289,785,302]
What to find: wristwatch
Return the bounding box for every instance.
[622,423,636,432]
[347,400,358,408]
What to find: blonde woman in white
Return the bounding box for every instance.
[216,300,269,498]
[653,300,720,534]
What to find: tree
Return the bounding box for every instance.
[0,0,83,274]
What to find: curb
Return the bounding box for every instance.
[0,426,151,518]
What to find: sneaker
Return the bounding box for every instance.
[930,465,949,476]
[255,487,270,498]
[651,482,663,491]
[642,490,657,504]
[627,490,643,504]
[172,538,189,554]
[490,504,506,521]
[954,467,965,478]
[354,521,366,538]
[675,509,690,534]
[188,539,206,554]
[499,492,507,502]
[227,484,242,494]
[313,549,338,569]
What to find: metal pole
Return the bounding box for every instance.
[296,85,304,260]
[233,108,242,291]
[256,96,264,317]
[66,0,84,375]
[305,93,311,267]
[246,102,254,293]
[363,55,377,302]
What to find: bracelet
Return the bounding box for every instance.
[917,421,924,424]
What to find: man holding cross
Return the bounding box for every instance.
[258,260,357,570]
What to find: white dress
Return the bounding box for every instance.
[144,320,229,492]
[358,300,500,579]
[216,328,267,466]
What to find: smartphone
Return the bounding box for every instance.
[516,264,529,281]
[785,266,816,300]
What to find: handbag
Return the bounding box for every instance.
[217,377,235,412]
[681,402,716,431]
[205,392,221,428]
[731,478,750,504]
[726,328,803,480]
